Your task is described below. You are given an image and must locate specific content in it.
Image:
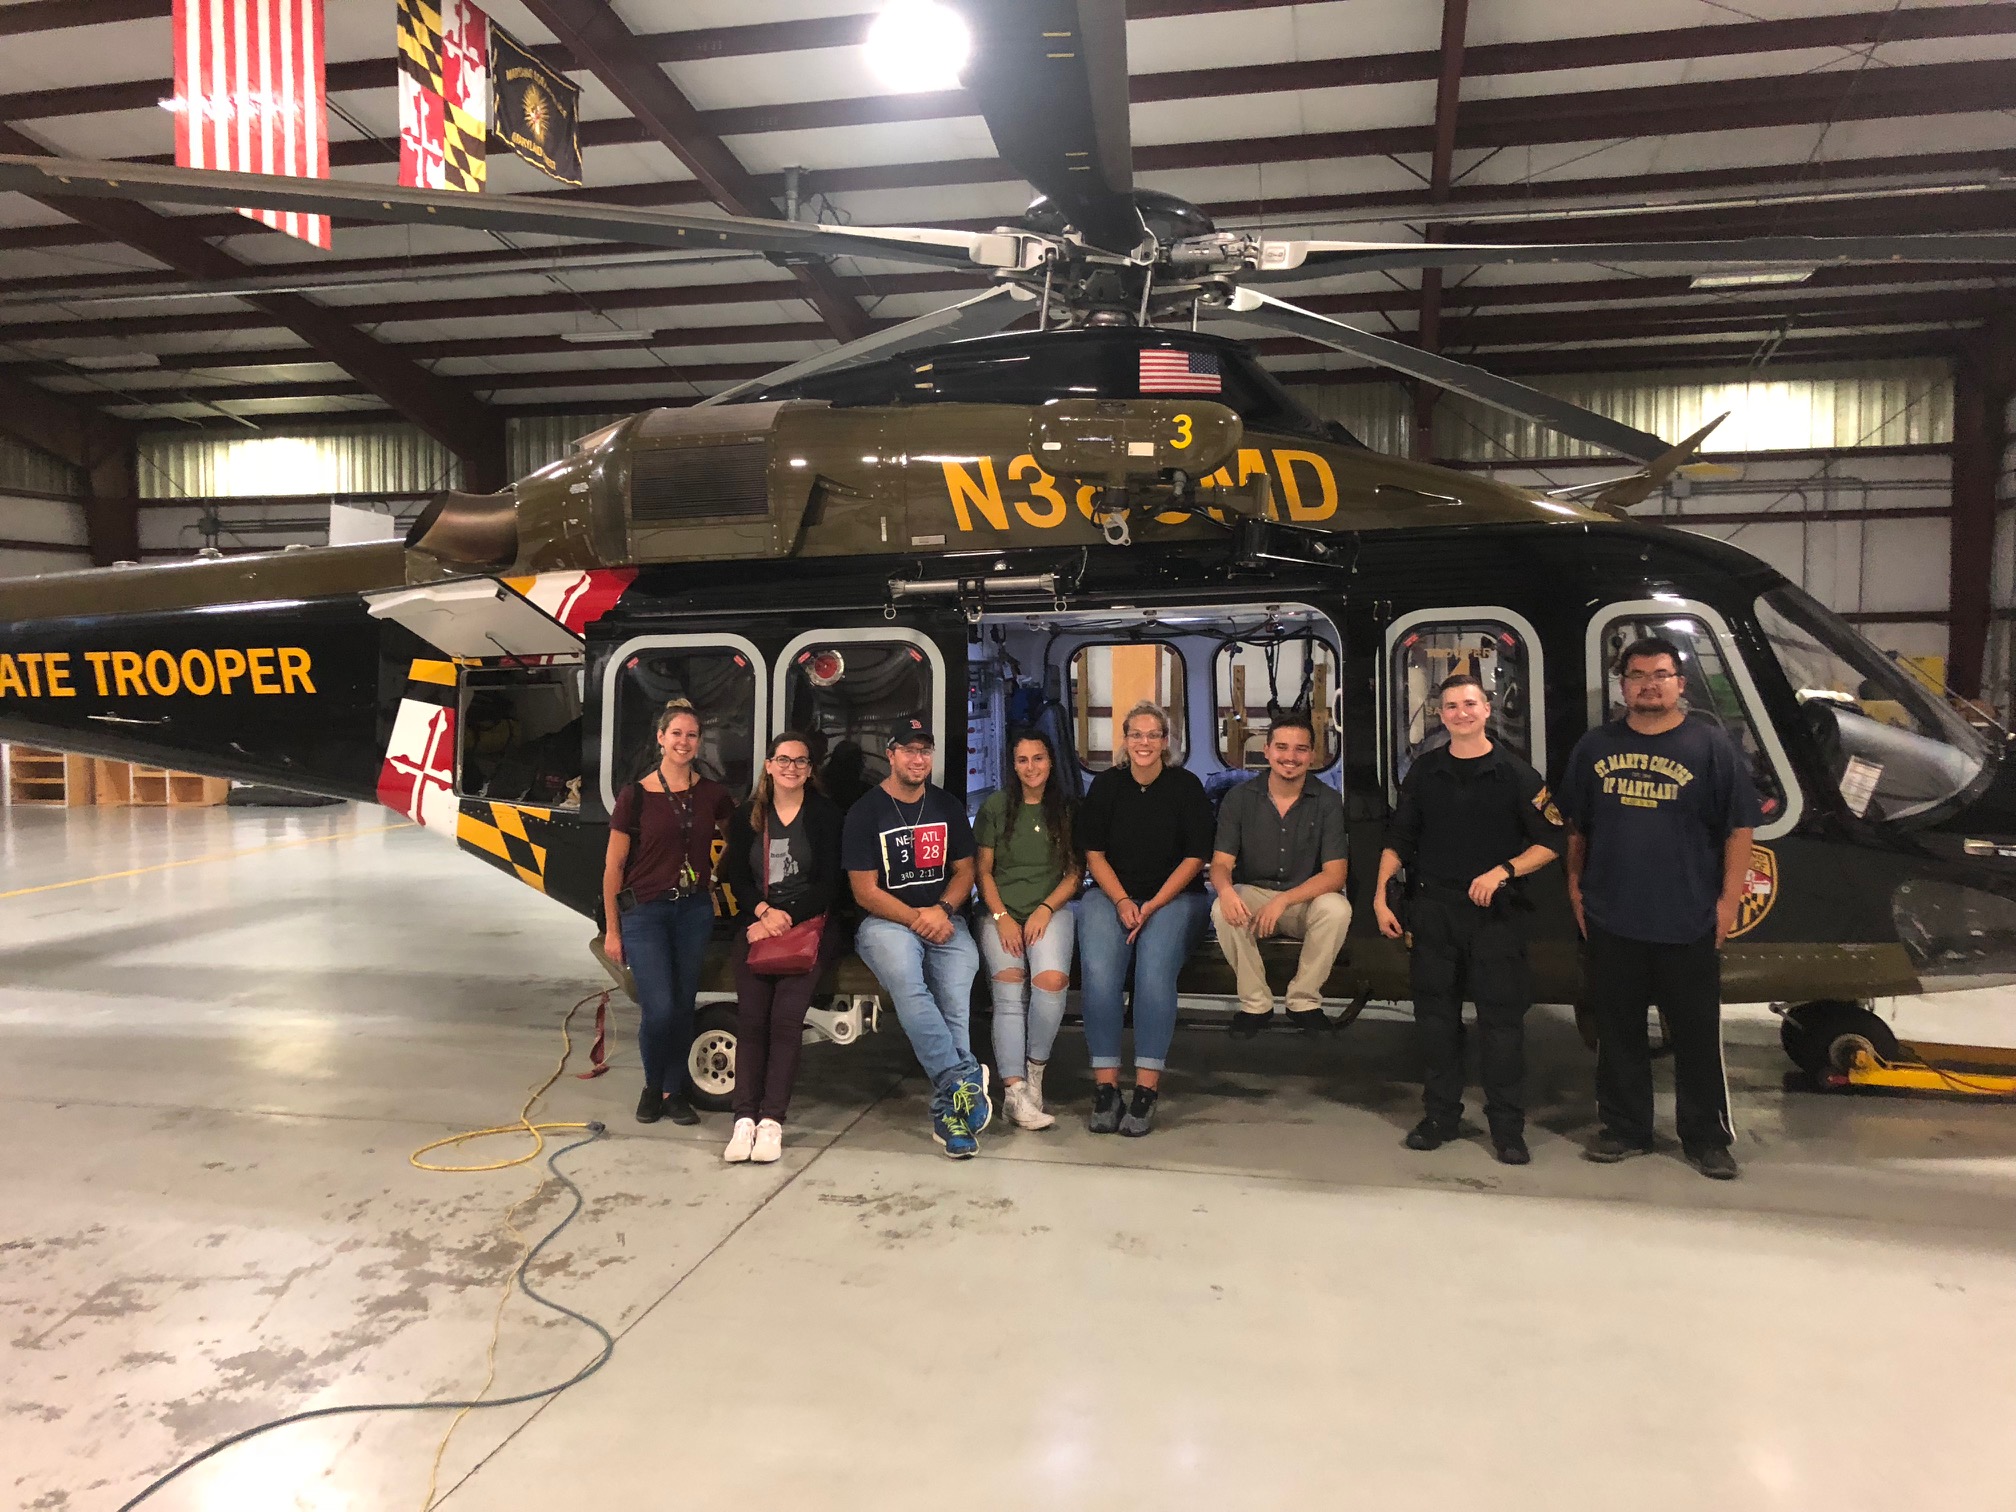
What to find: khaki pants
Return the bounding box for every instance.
[1211,885,1353,1016]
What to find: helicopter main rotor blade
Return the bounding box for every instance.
[1217,287,1671,465]
[953,0,1143,256]
[0,248,762,308]
[0,154,1024,272]
[1253,233,2016,278]
[701,284,1032,406]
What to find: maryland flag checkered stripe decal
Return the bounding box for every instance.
[398,0,487,193]
[459,800,553,893]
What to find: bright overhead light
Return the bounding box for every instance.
[1689,268,1816,290]
[558,331,658,345]
[865,1,971,93]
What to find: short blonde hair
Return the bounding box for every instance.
[1121,699,1174,765]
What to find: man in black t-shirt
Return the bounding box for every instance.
[843,716,990,1159]
[1559,636,1762,1181]
[1376,674,1563,1164]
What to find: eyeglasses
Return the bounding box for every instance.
[1622,671,1679,686]
[769,756,812,769]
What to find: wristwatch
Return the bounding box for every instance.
[991,909,1008,921]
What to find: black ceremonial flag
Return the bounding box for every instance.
[489,23,583,186]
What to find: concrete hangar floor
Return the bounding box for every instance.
[3,804,2014,1512]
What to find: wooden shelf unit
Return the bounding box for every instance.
[5,746,94,806]
[2,749,232,808]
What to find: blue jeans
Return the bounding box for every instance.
[980,906,1076,1073]
[855,915,981,1109]
[1078,890,1207,1072]
[620,893,716,1096]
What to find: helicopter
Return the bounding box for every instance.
[2,0,2015,1109]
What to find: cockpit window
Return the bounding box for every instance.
[1754,586,1992,824]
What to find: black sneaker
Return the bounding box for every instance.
[1404,1117,1458,1151]
[1228,1012,1267,1039]
[1685,1145,1739,1180]
[1582,1131,1655,1163]
[1494,1135,1531,1166]
[662,1093,700,1127]
[635,1086,665,1124]
[1117,1085,1159,1138]
[1286,1006,1329,1033]
[1088,1083,1125,1134]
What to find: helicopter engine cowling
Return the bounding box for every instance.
[403,397,1247,582]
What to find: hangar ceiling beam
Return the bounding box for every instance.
[0,125,507,489]
[1948,310,2016,699]
[1412,0,1467,461]
[7,4,2012,133]
[0,372,138,565]
[512,0,869,345]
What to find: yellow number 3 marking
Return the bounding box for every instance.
[1171,413,1193,449]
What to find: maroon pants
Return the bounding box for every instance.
[730,922,843,1123]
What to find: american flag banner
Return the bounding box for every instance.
[172,0,330,249]
[1139,347,1223,394]
[399,0,489,193]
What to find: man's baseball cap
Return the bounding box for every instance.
[887,714,935,748]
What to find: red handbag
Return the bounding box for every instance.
[746,809,826,976]
[747,914,824,975]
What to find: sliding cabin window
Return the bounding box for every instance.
[780,635,941,790]
[604,639,763,808]
[459,664,585,809]
[1067,642,1188,770]
[1388,610,1542,786]
[1588,602,1798,838]
[1216,634,1340,772]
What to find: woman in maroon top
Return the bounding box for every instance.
[602,699,735,1125]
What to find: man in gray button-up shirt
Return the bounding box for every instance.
[1209,713,1352,1035]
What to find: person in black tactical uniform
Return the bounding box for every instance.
[1374,673,1565,1165]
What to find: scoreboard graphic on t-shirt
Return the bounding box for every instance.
[880,821,949,890]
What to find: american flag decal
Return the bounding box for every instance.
[172,0,330,248]
[1138,348,1223,394]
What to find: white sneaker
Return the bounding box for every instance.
[752,1118,784,1163]
[1006,1080,1056,1131]
[723,1118,756,1163]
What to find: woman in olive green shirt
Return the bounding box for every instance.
[976,730,1081,1130]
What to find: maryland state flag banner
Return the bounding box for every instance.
[491,23,583,186]
[172,0,331,248]
[398,0,488,191]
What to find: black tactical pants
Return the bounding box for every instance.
[1409,892,1531,1139]
[1585,924,1731,1152]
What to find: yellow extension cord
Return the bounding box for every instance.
[408,990,608,1173]
[409,989,611,1509]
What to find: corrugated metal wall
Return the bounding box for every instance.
[0,433,83,497]
[506,413,629,479]
[137,423,462,499]
[1292,358,1955,462]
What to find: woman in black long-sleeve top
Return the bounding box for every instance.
[718,730,846,1163]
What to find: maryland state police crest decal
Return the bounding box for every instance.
[1729,844,1778,939]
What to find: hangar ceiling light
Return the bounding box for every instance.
[1689,269,1816,291]
[864,0,971,93]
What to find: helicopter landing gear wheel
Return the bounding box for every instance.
[685,1002,738,1113]
[1780,1000,1900,1079]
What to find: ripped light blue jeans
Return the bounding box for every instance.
[980,904,1076,1076]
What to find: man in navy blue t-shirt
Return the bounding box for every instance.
[843,715,990,1158]
[1559,635,1761,1180]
